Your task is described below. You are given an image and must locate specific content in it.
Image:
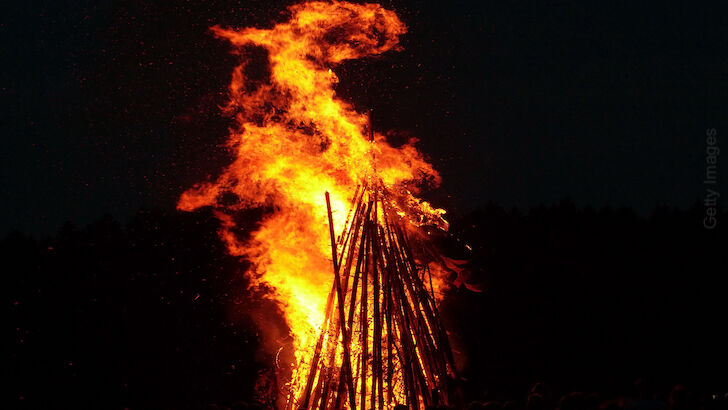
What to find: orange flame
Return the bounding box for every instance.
[178,1,448,404]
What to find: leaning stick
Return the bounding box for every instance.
[326,192,357,410]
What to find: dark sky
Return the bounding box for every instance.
[2,0,727,235]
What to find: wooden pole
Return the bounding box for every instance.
[326,192,357,410]
[371,223,383,410]
[360,215,369,410]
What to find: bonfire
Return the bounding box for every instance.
[179,2,462,408]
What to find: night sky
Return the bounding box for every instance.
[2,0,727,234]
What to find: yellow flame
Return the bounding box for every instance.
[178,1,448,405]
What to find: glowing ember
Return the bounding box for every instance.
[178,1,454,408]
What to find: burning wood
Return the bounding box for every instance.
[295,186,458,410]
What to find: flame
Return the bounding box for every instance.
[178,1,449,406]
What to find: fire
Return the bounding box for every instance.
[178,1,452,407]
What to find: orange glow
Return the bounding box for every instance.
[178,1,451,407]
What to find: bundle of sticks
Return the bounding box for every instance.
[291,184,458,410]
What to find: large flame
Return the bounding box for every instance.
[178,1,448,404]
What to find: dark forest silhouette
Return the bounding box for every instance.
[5,202,727,409]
